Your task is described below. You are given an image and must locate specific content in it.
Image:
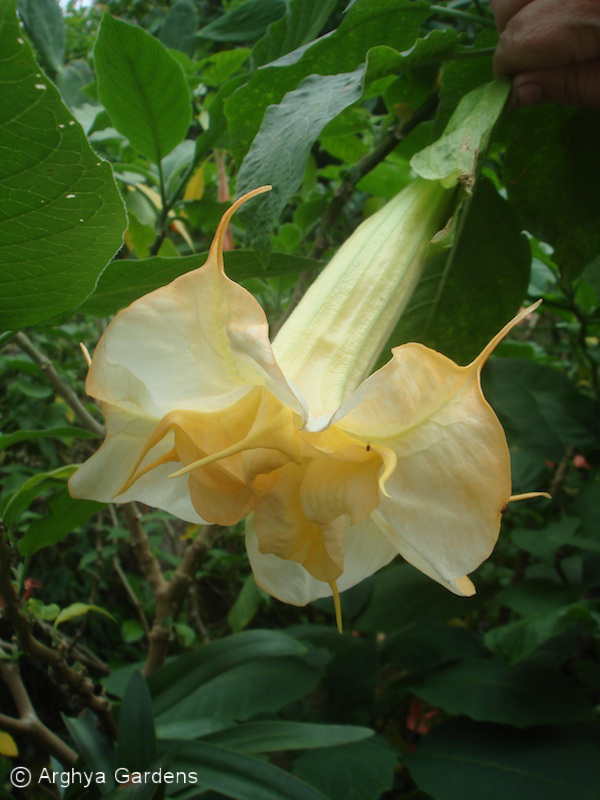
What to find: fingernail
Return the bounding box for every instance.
[514,82,542,109]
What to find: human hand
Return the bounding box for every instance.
[492,0,600,109]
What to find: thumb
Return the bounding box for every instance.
[510,60,600,109]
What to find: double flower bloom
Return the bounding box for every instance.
[70,183,545,622]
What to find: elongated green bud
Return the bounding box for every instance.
[273,178,454,418]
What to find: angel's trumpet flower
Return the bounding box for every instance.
[69,184,547,629]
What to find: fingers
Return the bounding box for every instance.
[509,61,600,109]
[493,0,600,77]
[491,0,532,33]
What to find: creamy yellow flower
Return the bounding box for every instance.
[69,185,545,621]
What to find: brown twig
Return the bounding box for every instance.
[142,527,214,677]
[0,526,116,738]
[0,651,78,767]
[271,95,438,336]
[14,332,104,437]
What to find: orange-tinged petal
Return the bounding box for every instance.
[330,305,541,587]
[69,404,204,524]
[253,462,345,583]
[246,514,397,606]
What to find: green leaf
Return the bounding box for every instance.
[294,739,398,800]
[0,1,126,330]
[159,0,198,57]
[198,0,287,43]
[512,516,600,565]
[227,573,263,633]
[236,67,367,243]
[202,721,373,754]
[1,464,77,531]
[503,107,600,281]
[17,0,65,74]
[409,658,594,727]
[148,629,307,715]
[155,657,321,739]
[484,603,598,664]
[411,80,510,189]
[482,359,600,461]
[225,0,431,163]
[54,602,115,627]
[388,179,531,364]
[94,13,191,163]
[56,58,94,108]
[166,740,331,800]
[117,672,157,773]
[404,720,600,800]
[0,425,98,452]
[251,0,338,68]
[382,620,485,671]
[355,564,486,633]
[198,48,250,87]
[18,487,104,557]
[62,710,116,793]
[497,579,582,619]
[79,251,323,317]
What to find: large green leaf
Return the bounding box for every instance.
[198,0,287,43]
[382,620,485,671]
[17,0,65,74]
[164,741,330,800]
[18,487,104,557]
[148,630,307,715]
[411,80,509,189]
[405,720,600,800]
[155,657,322,739]
[63,710,116,794]
[117,672,157,773]
[0,425,98,452]
[94,13,191,163]
[0,0,126,330]
[355,564,486,633]
[294,739,398,800]
[484,603,598,664]
[79,251,323,317]
[251,0,338,68]
[482,359,600,461]
[159,0,198,57]
[389,179,530,364]
[1,464,76,531]
[202,721,373,754]
[236,68,366,243]
[409,658,594,727]
[504,107,600,281]
[225,0,431,162]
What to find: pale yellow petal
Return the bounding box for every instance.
[253,462,345,583]
[370,511,476,596]
[245,514,397,606]
[334,342,510,582]
[68,404,204,524]
[86,187,305,423]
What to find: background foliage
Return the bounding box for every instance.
[1,0,599,798]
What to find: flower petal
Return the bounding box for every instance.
[86,187,305,422]
[245,514,397,606]
[370,511,475,596]
[68,404,203,523]
[332,344,510,583]
[253,462,345,583]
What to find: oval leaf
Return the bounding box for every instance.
[94,13,191,163]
